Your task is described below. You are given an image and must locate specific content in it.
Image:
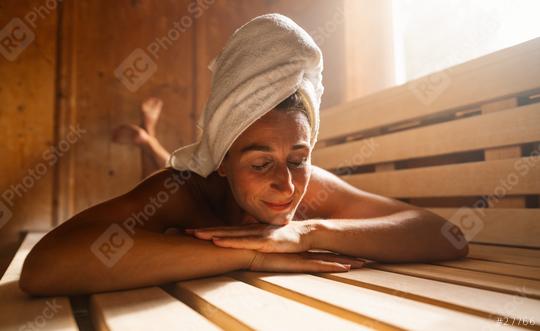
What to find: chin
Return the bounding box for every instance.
[264,208,296,225]
[248,200,297,225]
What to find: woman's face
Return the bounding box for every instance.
[217,109,312,225]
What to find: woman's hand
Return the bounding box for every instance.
[248,251,365,273]
[184,221,315,253]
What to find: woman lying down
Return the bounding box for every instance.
[20,13,467,296]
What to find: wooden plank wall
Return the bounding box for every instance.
[0,0,58,278]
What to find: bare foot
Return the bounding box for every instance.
[111,124,150,146]
[141,97,163,137]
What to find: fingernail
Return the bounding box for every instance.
[343,264,352,270]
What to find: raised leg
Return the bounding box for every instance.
[111,97,171,178]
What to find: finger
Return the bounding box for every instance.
[320,256,364,269]
[301,252,365,269]
[301,251,359,261]
[186,224,262,233]
[211,236,267,250]
[302,259,352,273]
[192,229,264,240]
[316,257,364,269]
[188,225,269,239]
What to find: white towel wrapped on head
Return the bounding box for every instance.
[168,13,324,177]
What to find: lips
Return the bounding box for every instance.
[263,198,294,211]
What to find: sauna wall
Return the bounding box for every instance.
[0,0,58,277]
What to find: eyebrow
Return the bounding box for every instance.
[240,143,309,154]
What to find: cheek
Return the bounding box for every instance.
[230,170,266,203]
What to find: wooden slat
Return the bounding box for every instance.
[432,259,540,281]
[340,156,540,198]
[168,276,371,331]
[0,233,45,284]
[374,162,395,172]
[485,146,523,161]
[319,268,540,327]
[318,37,540,141]
[313,102,540,169]
[90,287,220,331]
[468,244,540,267]
[0,233,78,330]
[372,264,540,299]
[231,271,520,331]
[481,98,528,209]
[470,244,540,259]
[429,208,540,248]
[481,98,519,115]
[487,196,528,208]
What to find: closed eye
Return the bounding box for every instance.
[252,158,308,171]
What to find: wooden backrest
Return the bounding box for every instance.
[313,37,540,249]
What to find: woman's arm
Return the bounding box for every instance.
[19,223,254,296]
[306,209,468,263]
[18,169,253,296]
[19,168,359,296]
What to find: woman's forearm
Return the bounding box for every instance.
[20,225,254,296]
[307,210,468,263]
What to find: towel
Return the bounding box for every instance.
[168,13,324,177]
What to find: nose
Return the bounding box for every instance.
[270,162,294,196]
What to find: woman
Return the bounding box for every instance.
[20,14,467,296]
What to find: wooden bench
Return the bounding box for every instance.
[1,37,539,330]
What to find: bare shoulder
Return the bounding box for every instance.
[122,167,225,230]
[298,165,421,219]
[296,165,348,219]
